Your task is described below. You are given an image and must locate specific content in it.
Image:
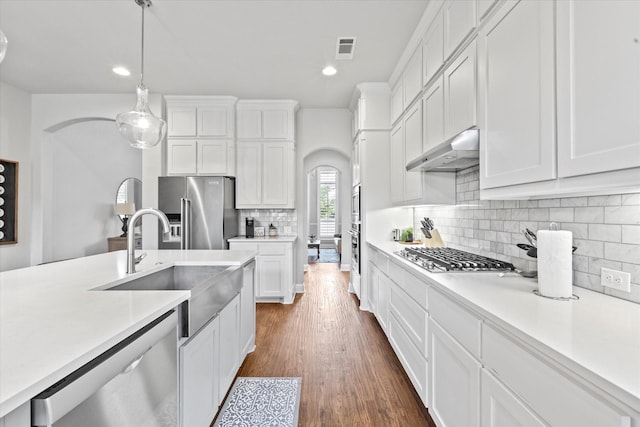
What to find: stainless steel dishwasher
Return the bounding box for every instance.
[31,310,178,427]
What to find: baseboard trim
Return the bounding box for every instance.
[295,283,305,293]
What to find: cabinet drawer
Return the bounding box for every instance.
[389,312,428,405]
[258,243,286,255]
[402,270,428,311]
[483,324,633,427]
[376,251,390,275]
[387,260,405,286]
[229,242,258,252]
[389,281,428,357]
[429,287,481,358]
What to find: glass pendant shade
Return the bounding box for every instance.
[116,84,167,148]
[0,30,7,64]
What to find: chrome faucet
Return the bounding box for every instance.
[127,208,170,274]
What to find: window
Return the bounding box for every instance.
[318,169,338,238]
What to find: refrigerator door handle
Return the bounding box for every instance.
[180,198,191,249]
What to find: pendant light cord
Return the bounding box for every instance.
[139,3,145,87]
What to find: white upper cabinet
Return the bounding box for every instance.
[443,0,477,60]
[423,8,444,85]
[390,80,404,125]
[556,0,640,178]
[236,100,298,141]
[403,101,423,202]
[165,96,237,176]
[403,46,423,108]
[478,0,556,189]
[390,124,405,204]
[423,76,445,152]
[166,96,236,138]
[443,39,477,140]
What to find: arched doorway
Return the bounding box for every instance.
[306,166,342,265]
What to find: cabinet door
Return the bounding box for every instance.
[167,139,197,175]
[236,142,262,207]
[167,105,197,137]
[443,0,477,59]
[478,0,556,189]
[197,140,228,175]
[237,109,262,139]
[369,264,379,314]
[198,106,232,138]
[423,9,444,85]
[263,109,291,140]
[403,102,423,202]
[390,124,405,204]
[180,317,219,427]
[240,262,256,357]
[391,81,404,125]
[257,255,285,298]
[423,76,445,152]
[429,318,481,427]
[557,0,640,178]
[262,142,292,206]
[481,370,545,427]
[477,0,499,22]
[377,273,390,332]
[444,39,477,140]
[404,46,423,107]
[219,296,241,396]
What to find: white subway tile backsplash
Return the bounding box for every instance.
[413,167,640,303]
[604,242,640,264]
[604,206,640,224]
[588,224,622,242]
[574,207,605,223]
[549,208,574,222]
[622,225,640,245]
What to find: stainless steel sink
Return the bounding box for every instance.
[106,265,243,337]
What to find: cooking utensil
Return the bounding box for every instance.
[517,243,535,252]
[522,230,536,247]
[421,227,432,239]
[425,218,434,229]
[525,228,537,243]
[526,247,538,258]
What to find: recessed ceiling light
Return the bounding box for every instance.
[112,66,131,76]
[322,66,337,76]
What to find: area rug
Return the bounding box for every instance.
[213,377,302,427]
[307,248,340,263]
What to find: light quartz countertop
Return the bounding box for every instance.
[228,236,298,242]
[0,249,256,418]
[368,240,640,411]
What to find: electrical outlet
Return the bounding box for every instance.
[601,267,631,292]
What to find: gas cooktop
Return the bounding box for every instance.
[396,247,515,272]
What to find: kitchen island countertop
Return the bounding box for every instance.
[0,249,256,418]
[368,239,640,412]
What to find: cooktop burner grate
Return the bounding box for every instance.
[397,247,515,272]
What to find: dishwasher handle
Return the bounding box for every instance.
[31,311,177,427]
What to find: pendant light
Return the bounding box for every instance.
[0,30,7,64]
[116,0,167,149]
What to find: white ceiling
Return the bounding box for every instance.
[0,0,429,108]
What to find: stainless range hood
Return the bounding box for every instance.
[406,126,479,172]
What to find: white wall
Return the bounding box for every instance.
[0,82,32,271]
[30,93,162,265]
[49,120,141,261]
[296,108,353,282]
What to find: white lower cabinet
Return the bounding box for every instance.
[218,296,241,395]
[481,370,545,427]
[180,315,220,427]
[240,261,256,357]
[180,277,254,427]
[429,317,481,427]
[482,324,634,427]
[229,240,296,303]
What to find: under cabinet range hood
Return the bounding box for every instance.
[406,126,479,172]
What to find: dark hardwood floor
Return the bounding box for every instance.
[233,262,435,426]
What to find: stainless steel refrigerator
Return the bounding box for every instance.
[158,176,239,249]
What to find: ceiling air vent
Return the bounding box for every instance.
[336,37,356,60]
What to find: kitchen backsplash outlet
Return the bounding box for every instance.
[239,209,298,236]
[414,166,640,304]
